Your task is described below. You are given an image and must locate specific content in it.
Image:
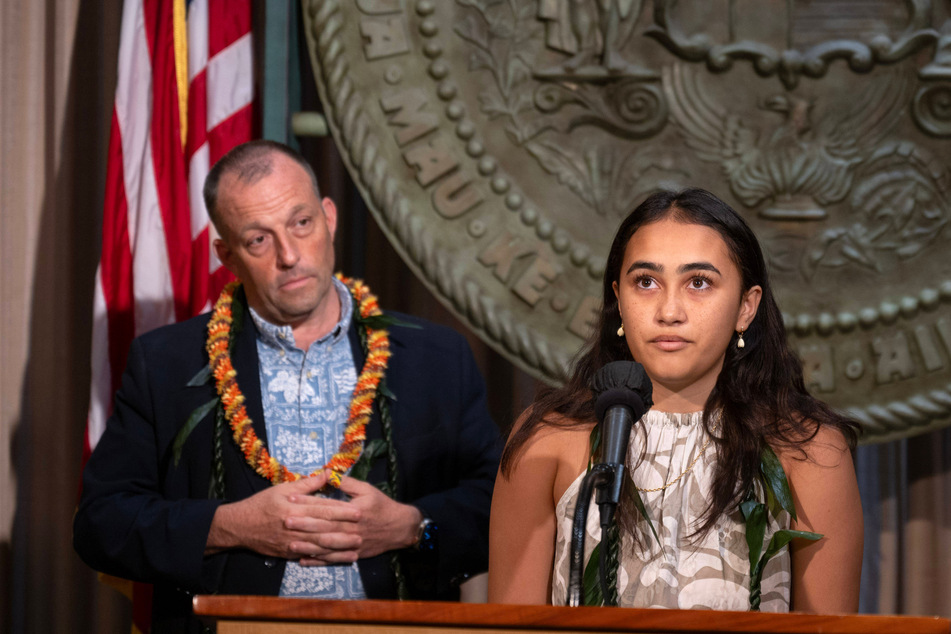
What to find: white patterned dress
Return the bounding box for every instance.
[551,410,791,611]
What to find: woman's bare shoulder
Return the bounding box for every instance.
[504,409,595,498]
[774,423,852,474]
[774,423,862,612]
[512,410,595,457]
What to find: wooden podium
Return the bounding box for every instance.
[193,596,951,634]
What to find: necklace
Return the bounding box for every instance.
[635,419,719,493]
[205,275,390,488]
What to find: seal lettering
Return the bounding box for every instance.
[936,317,951,356]
[568,295,600,339]
[512,255,561,307]
[359,15,409,60]
[872,332,916,384]
[799,343,835,393]
[381,89,439,146]
[432,171,483,218]
[403,137,459,187]
[478,232,537,282]
[913,324,946,372]
[356,0,400,13]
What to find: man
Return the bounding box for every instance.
[74,140,501,631]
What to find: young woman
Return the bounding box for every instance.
[489,188,862,612]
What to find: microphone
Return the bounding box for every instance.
[590,361,653,527]
[567,361,654,606]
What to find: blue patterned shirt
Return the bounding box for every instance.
[249,278,367,599]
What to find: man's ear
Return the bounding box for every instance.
[214,238,237,277]
[321,197,338,237]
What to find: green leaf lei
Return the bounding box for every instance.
[743,445,822,611]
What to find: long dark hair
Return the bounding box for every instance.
[501,188,859,535]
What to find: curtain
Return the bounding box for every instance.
[0,0,130,631]
[857,429,951,616]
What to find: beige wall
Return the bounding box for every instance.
[1,0,50,550]
[0,1,128,630]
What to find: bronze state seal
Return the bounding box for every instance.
[304,0,951,442]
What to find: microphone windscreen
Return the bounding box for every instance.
[591,361,653,422]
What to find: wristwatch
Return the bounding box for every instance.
[414,516,437,553]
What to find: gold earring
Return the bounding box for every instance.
[617,323,625,337]
[737,329,745,349]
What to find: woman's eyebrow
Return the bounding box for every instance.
[625,261,722,275]
[678,262,721,275]
[625,260,661,274]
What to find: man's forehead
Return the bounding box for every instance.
[216,171,318,232]
[224,154,315,195]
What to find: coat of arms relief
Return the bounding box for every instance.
[454,0,951,288]
[304,0,951,439]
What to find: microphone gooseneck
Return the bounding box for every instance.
[566,361,653,607]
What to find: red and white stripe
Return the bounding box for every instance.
[84,0,253,460]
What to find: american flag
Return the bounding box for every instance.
[85,0,253,459]
[85,0,253,629]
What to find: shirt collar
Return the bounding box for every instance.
[248,277,354,350]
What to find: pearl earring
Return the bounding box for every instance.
[617,323,625,337]
[737,329,745,348]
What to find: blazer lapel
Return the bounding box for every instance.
[228,292,271,497]
[347,315,398,598]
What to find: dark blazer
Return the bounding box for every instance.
[74,298,501,631]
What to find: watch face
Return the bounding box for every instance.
[416,520,438,553]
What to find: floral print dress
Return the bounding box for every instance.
[552,410,791,611]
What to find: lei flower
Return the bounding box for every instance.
[205,275,390,487]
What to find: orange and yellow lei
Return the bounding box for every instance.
[205,275,390,488]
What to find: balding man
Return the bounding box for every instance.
[74,140,501,632]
